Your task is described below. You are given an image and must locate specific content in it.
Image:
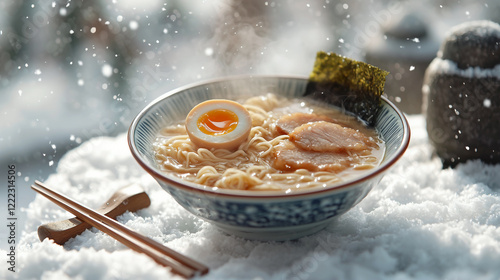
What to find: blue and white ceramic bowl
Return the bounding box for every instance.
[128,76,410,241]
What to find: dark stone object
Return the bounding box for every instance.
[424,20,500,168]
[440,22,500,69]
[425,73,500,167]
[384,12,428,41]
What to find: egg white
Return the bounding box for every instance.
[185,99,252,150]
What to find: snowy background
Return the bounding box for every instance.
[1,0,500,279]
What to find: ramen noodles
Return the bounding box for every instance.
[153,93,385,191]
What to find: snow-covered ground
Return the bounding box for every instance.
[1,0,500,279]
[3,115,500,280]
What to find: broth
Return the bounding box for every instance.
[153,93,385,191]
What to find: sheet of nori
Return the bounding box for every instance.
[304,52,389,126]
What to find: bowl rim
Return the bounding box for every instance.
[128,75,411,199]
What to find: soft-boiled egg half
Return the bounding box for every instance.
[185,99,252,151]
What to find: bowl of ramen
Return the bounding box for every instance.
[128,75,410,241]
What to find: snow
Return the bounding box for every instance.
[426,58,500,79]
[445,20,500,40]
[2,0,500,279]
[1,115,500,280]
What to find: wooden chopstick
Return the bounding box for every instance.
[31,180,209,278]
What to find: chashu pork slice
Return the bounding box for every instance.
[289,121,378,154]
[273,141,352,172]
[276,112,335,135]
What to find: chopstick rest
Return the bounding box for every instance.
[31,180,209,278]
[38,183,151,245]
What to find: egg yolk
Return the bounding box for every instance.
[197,109,239,136]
